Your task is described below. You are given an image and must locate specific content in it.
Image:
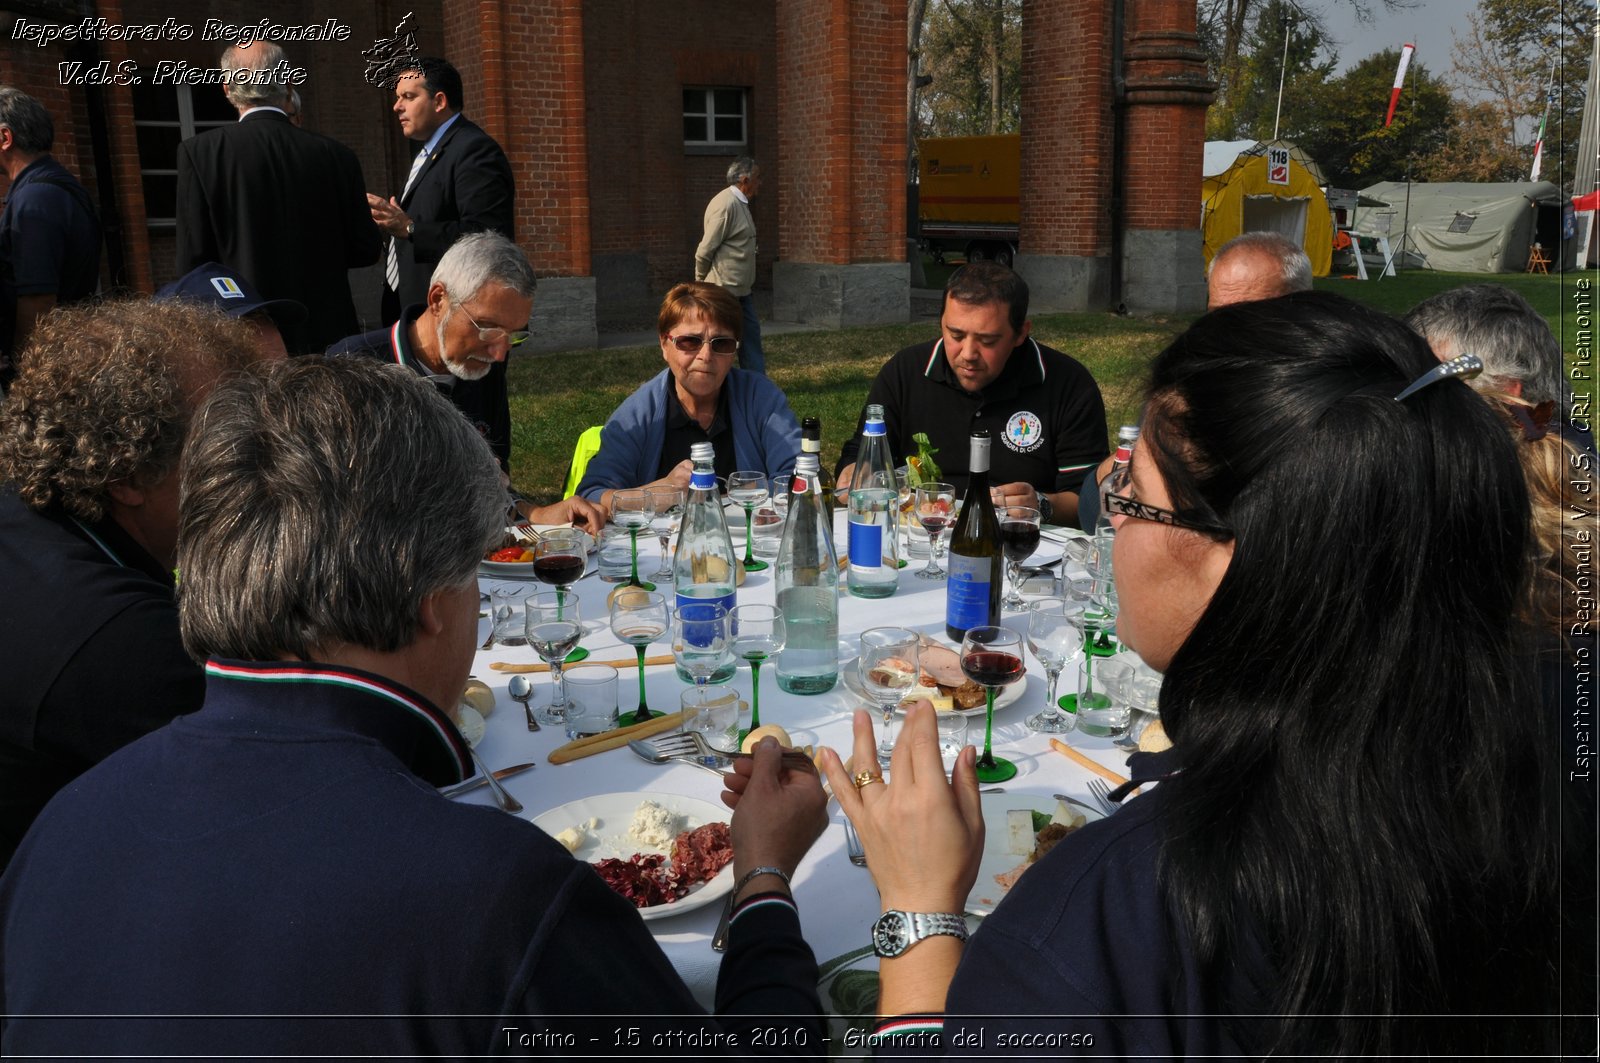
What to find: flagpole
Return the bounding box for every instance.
[1530,60,1556,182]
[1273,3,1293,140]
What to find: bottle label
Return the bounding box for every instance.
[848,520,883,569]
[675,589,736,638]
[690,470,717,491]
[945,551,992,631]
[864,420,886,436]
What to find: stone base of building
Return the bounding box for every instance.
[528,276,599,353]
[773,262,909,328]
[1121,229,1207,316]
[1014,254,1112,313]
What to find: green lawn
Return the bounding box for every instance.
[508,268,1588,505]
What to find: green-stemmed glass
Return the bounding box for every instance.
[610,589,669,726]
[726,470,769,573]
[611,489,657,591]
[959,625,1024,783]
[730,603,785,743]
[533,529,590,662]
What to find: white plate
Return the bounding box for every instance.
[839,654,1026,718]
[965,792,1102,917]
[479,527,596,580]
[1019,542,1064,568]
[531,791,733,921]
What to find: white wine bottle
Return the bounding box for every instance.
[945,430,1002,641]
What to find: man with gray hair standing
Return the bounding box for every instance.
[176,42,380,353]
[696,155,765,373]
[0,356,828,1055]
[1206,230,1313,310]
[0,87,100,385]
[325,231,603,530]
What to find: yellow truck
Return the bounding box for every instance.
[917,134,1021,267]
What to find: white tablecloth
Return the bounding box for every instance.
[466,521,1132,1011]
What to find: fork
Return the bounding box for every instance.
[652,731,816,770]
[1087,778,1119,817]
[509,523,543,544]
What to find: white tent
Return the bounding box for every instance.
[1354,181,1574,273]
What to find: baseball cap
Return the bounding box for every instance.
[154,262,308,332]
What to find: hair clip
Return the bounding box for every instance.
[1394,353,1483,402]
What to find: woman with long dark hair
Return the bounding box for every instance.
[823,291,1563,1057]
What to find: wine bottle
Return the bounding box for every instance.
[796,415,835,550]
[672,441,737,683]
[774,452,839,694]
[846,403,899,599]
[945,431,1003,641]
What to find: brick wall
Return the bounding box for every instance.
[1020,0,1113,258]
[1121,0,1212,234]
[776,0,904,267]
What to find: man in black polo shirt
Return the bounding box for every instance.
[324,231,603,532]
[836,263,1108,526]
[0,299,259,871]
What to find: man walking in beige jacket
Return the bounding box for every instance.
[694,156,764,374]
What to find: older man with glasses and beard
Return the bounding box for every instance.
[326,230,602,531]
[0,357,829,1057]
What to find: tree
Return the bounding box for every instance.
[1205,0,1339,141]
[1297,47,1457,186]
[917,0,1022,137]
[1418,99,1529,179]
[1424,11,1540,181]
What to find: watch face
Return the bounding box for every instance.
[872,911,910,957]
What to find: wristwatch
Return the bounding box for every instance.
[1035,489,1054,524]
[870,909,969,958]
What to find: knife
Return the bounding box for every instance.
[438,762,536,798]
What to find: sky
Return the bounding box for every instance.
[1314,0,1509,74]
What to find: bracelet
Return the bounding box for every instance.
[732,865,791,900]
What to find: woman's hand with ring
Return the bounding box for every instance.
[819,703,985,912]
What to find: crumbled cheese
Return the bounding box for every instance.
[627,800,679,850]
[553,826,587,853]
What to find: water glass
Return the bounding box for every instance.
[859,627,920,767]
[672,601,732,687]
[596,526,634,583]
[727,470,769,572]
[646,486,685,582]
[525,592,583,723]
[730,603,786,739]
[562,664,619,739]
[611,488,656,589]
[1078,656,1134,738]
[681,686,741,753]
[490,586,530,646]
[1025,596,1084,734]
[935,710,968,773]
[751,501,784,559]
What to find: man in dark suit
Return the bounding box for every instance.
[368,57,515,326]
[175,42,381,354]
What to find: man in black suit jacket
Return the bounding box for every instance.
[368,58,515,326]
[175,43,381,355]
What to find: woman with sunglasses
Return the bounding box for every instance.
[576,282,800,508]
[820,292,1568,1057]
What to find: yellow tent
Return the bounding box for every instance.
[1201,140,1333,277]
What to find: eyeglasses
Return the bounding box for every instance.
[1104,490,1232,539]
[457,303,530,347]
[669,334,738,356]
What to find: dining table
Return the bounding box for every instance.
[464,512,1141,1028]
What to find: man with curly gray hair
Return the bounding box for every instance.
[0,299,258,870]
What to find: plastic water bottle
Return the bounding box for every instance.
[847,404,899,599]
[774,453,839,694]
[673,442,737,683]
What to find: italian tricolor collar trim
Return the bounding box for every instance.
[203,659,471,781]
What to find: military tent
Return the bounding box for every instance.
[1201,140,1334,277]
[1353,181,1575,273]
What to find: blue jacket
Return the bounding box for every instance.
[577,369,801,501]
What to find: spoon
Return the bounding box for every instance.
[508,674,540,732]
[468,747,522,814]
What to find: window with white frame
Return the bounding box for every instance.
[131,82,235,227]
[683,87,747,148]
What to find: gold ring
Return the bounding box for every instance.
[852,770,885,790]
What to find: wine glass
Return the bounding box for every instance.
[858,627,920,767]
[646,486,685,582]
[998,505,1042,610]
[913,482,956,581]
[730,603,786,742]
[524,592,583,724]
[609,589,669,726]
[1025,597,1085,734]
[959,625,1024,783]
[610,488,656,591]
[727,470,770,573]
[533,529,589,662]
[672,601,732,691]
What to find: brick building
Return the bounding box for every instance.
[0,0,1211,351]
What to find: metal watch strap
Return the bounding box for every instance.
[907,911,968,942]
[872,909,969,958]
[1035,489,1053,523]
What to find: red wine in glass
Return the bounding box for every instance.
[961,649,1024,687]
[919,512,953,536]
[533,548,588,661]
[1000,520,1041,565]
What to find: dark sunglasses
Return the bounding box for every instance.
[669,334,738,356]
[1104,490,1232,539]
